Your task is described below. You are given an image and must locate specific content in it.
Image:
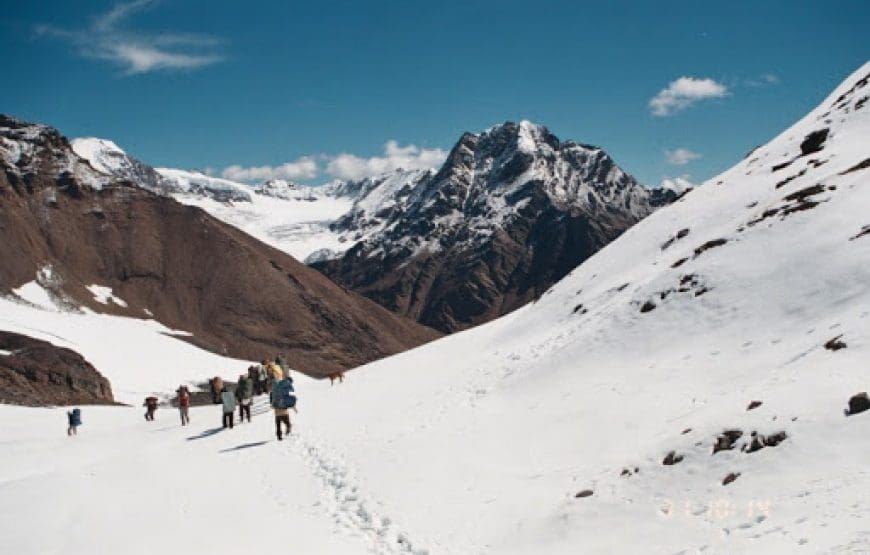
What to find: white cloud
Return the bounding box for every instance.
[649,77,729,116]
[220,141,448,184]
[325,141,448,181]
[222,157,319,182]
[745,73,781,88]
[36,0,222,74]
[665,147,702,166]
[659,175,695,194]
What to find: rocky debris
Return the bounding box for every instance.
[574,489,594,498]
[660,228,690,250]
[748,184,830,227]
[662,451,684,465]
[639,300,657,313]
[671,257,689,269]
[849,225,870,241]
[0,331,114,406]
[799,128,830,156]
[830,70,869,108]
[681,427,692,435]
[845,392,870,416]
[693,238,728,258]
[722,472,741,486]
[572,303,588,315]
[774,168,807,189]
[824,335,847,351]
[839,157,870,175]
[771,127,834,173]
[620,467,640,477]
[742,431,788,454]
[747,400,763,411]
[0,116,440,384]
[314,121,674,333]
[765,431,788,447]
[713,429,744,454]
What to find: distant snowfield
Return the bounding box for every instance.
[2,63,870,554]
[175,191,354,261]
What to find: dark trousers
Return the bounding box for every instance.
[239,402,251,422]
[222,411,234,429]
[179,406,190,426]
[275,414,291,440]
[145,408,156,421]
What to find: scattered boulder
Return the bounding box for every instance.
[662,451,684,465]
[840,157,870,175]
[746,400,763,411]
[743,432,766,454]
[845,392,870,416]
[574,489,594,498]
[764,431,788,447]
[722,472,741,486]
[713,429,743,454]
[693,238,728,258]
[640,300,657,313]
[824,335,847,351]
[799,128,829,156]
[681,427,692,435]
[850,225,870,241]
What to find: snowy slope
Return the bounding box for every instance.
[3,63,868,555]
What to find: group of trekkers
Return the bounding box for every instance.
[68,355,298,441]
[207,356,297,440]
[135,355,298,441]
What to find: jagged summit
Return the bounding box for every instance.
[314,121,671,332]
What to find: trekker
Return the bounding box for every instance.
[176,385,191,426]
[275,355,289,377]
[67,408,82,436]
[259,360,271,395]
[211,376,224,404]
[268,359,284,381]
[270,375,296,441]
[144,396,158,421]
[235,374,253,423]
[248,365,260,395]
[220,386,236,429]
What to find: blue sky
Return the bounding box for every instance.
[2,1,867,186]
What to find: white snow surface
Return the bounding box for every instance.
[70,137,126,175]
[86,284,128,307]
[2,63,870,554]
[0,292,248,403]
[174,184,355,261]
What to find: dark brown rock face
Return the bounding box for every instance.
[315,121,668,333]
[0,331,114,406]
[0,115,440,384]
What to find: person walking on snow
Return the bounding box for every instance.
[257,359,271,393]
[235,374,253,423]
[220,385,236,429]
[144,396,158,421]
[248,365,260,395]
[67,408,82,436]
[176,385,191,426]
[270,374,296,441]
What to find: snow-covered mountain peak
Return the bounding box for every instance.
[253,178,306,200]
[1,115,110,191]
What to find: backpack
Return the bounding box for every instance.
[271,379,296,409]
[70,408,82,426]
